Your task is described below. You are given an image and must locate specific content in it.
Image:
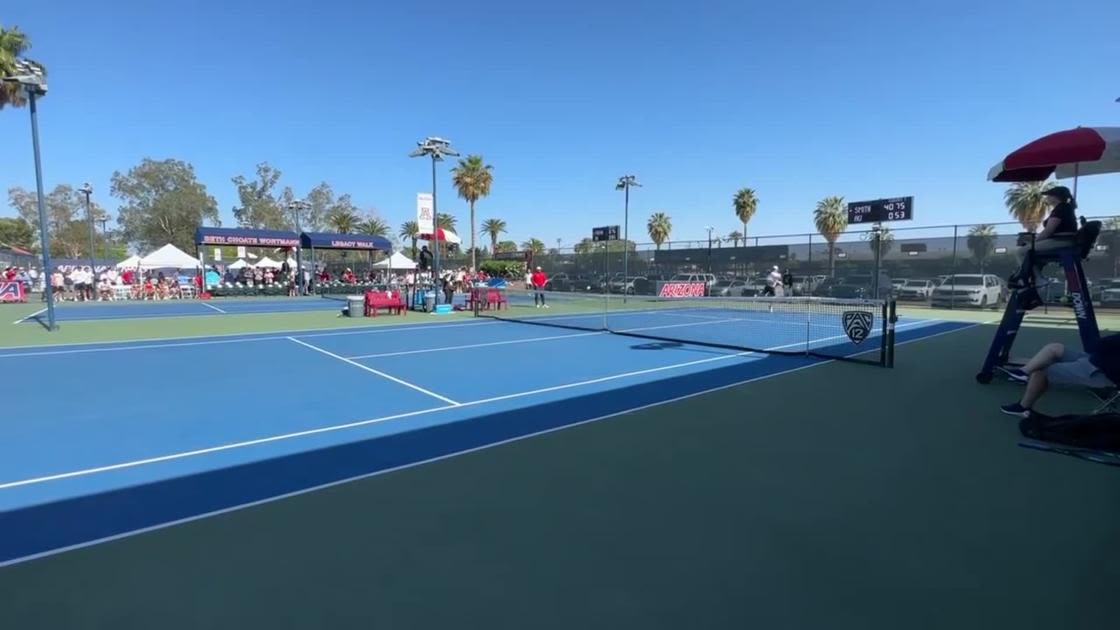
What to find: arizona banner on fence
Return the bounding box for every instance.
[417,193,434,235]
[0,281,27,303]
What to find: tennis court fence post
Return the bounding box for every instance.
[886,299,897,368]
[879,299,889,368]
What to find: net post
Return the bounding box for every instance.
[884,299,897,368]
[879,299,888,367]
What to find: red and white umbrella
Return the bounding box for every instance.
[419,228,461,244]
[988,126,1120,183]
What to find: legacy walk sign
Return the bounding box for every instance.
[417,193,434,235]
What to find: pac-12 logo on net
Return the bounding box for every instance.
[842,311,873,344]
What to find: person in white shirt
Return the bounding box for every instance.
[764,265,783,297]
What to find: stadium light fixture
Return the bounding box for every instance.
[78,183,95,272]
[3,58,55,330]
[410,137,460,303]
[616,175,641,300]
[287,199,311,294]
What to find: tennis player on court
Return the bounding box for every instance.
[763,265,783,297]
[531,266,549,308]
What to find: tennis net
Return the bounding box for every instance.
[473,288,896,367]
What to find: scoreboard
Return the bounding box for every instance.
[847,197,913,224]
[592,225,620,242]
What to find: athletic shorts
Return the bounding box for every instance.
[1047,349,1112,388]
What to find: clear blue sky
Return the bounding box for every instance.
[2,0,1118,250]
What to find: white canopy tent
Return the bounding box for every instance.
[137,244,201,270]
[227,259,251,269]
[254,256,281,269]
[372,251,417,270]
[115,254,141,269]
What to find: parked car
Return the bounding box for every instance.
[834,273,893,300]
[930,274,1004,309]
[609,276,651,295]
[711,279,749,297]
[1098,279,1120,307]
[669,273,717,290]
[897,279,936,301]
[891,278,908,292]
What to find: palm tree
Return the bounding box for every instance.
[1005,181,1055,232]
[865,226,894,257]
[814,196,848,276]
[733,188,758,238]
[451,155,494,271]
[326,208,360,234]
[727,230,743,247]
[573,238,595,255]
[399,220,419,258]
[647,212,672,250]
[357,216,390,237]
[1,25,44,110]
[482,218,507,254]
[521,238,546,256]
[967,224,997,274]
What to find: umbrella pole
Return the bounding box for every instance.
[1073,162,1080,197]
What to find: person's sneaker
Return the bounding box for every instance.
[1002,368,1029,383]
[543,304,550,308]
[535,304,540,308]
[1000,403,1031,418]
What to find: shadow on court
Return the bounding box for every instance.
[1,324,1118,629]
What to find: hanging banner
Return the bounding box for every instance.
[213,248,222,261]
[417,193,434,235]
[236,246,247,258]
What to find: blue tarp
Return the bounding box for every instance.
[195,227,300,248]
[300,232,392,251]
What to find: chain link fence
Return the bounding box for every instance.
[524,217,1120,310]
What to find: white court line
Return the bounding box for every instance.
[12,307,47,325]
[0,321,981,569]
[348,331,606,359]
[343,317,747,360]
[286,337,460,406]
[0,319,959,492]
[0,320,499,358]
[199,301,227,314]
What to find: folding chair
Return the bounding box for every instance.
[1089,387,1120,414]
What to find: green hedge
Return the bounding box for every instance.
[480,260,525,278]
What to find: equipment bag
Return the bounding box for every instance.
[1020,412,1120,452]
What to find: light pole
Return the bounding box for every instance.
[616,175,640,300]
[97,216,109,261]
[79,183,95,272]
[3,59,56,330]
[287,199,310,295]
[409,137,459,304]
[705,226,715,276]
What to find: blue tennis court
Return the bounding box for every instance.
[0,310,969,566]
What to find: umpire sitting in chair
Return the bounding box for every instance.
[1001,334,1120,417]
[1009,186,1079,290]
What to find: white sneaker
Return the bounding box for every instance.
[543,304,550,308]
[535,304,540,308]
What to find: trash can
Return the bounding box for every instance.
[424,291,436,313]
[347,295,365,317]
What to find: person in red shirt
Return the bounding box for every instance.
[530,266,549,308]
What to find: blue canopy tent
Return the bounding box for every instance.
[299,233,392,291]
[194,227,301,291]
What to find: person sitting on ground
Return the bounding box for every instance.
[1001,333,1120,417]
[98,277,114,301]
[1009,185,1079,289]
